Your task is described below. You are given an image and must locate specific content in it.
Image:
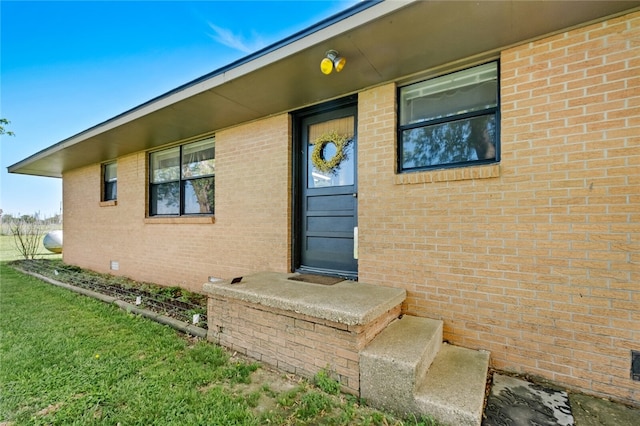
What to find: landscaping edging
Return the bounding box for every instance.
[16,268,208,339]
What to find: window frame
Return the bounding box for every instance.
[397,61,500,173]
[148,138,215,217]
[102,161,117,202]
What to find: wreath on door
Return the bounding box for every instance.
[311,131,352,174]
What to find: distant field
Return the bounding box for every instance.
[0,234,62,262]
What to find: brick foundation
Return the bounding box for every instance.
[206,279,403,395]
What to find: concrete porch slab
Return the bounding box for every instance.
[203,272,406,326]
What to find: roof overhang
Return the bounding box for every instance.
[9,0,640,178]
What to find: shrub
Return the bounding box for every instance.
[10,218,46,259]
[314,368,341,395]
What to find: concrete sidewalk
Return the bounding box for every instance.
[483,373,640,426]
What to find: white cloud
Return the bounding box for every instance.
[208,23,266,54]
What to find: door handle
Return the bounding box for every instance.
[353,227,358,259]
[352,193,358,198]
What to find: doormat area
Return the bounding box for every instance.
[483,374,574,426]
[288,274,344,286]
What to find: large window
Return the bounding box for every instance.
[102,162,117,201]
[149,138,215,216]
[398,62,499,172]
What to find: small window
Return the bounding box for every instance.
[102,162,117,201]
[398,62,499,172]
[149,138,215,216]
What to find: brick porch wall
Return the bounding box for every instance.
[207,295,401,395]
[62,114,292,293]
[357,11,639,404]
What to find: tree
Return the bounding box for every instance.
[10,216,46,260]
[20,214,36,223]
[0,118,15,137]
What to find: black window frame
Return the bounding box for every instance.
[397,61,500,173]
[148,138,215,217]
[102,161,117,202]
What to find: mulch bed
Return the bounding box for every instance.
[9,259,208,329]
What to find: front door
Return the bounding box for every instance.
[295,102,357,279]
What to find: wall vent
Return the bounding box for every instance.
[110,261,119,271]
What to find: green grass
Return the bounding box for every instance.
[0,263,441,425]
[0,263,257,425]
[0,234,61,262]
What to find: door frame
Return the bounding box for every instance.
[291,95,358,278]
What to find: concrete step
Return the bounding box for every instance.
[415,343,490,426]
[359,315,490,426]
[360,315,443,415]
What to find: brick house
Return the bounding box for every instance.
[10,0,639,415]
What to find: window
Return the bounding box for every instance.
[398,62,499,172]
[149,138,215,216]
[102,162,117,201]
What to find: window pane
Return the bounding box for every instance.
[400,62,497,125]
[150,147,180,183]
[306,117,355,188]
[150,182,179,215]
[183,177,214,214]
[104,162,117,182]
[401,114,496,170]
[307,139,355,188]
[182,138,215,179]
[103,162,117,201]
[104,182,117,201]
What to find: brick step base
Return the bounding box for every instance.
[203,272,406,394]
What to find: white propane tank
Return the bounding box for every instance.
[43,230,63,253]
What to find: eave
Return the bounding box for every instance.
[8,0,640,178]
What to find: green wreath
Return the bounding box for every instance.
[311,132,352,174]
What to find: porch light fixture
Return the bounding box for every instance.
[320,50,346,75]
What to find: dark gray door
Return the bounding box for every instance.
[297,104,357,278]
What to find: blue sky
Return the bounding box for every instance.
[0,0,358,218]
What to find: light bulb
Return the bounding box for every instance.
[320,57,334,75]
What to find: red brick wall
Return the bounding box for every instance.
[62,10,639,405]
[63,114,292,293]
[358,11,639,404]
[208,295,401,395]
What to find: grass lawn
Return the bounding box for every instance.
[0,262,437,425]
[0,234,61,262]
